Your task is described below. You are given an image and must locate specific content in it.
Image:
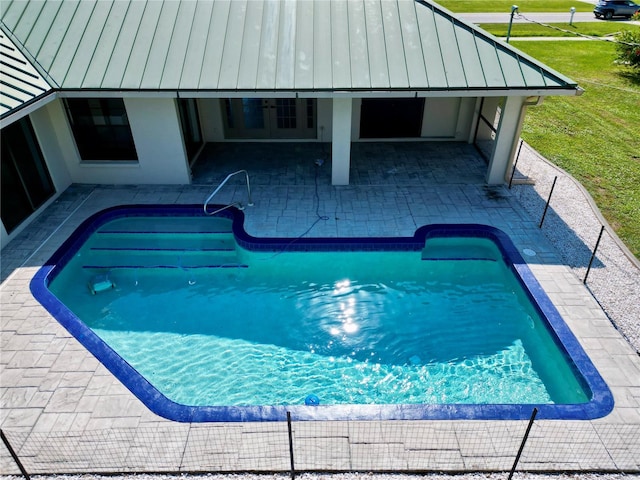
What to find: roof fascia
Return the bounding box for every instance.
[0,90,58,127]
[54,88,581,99]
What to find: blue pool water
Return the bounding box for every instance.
[31,205,613,421]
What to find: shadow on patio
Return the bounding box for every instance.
[190,141,488,187]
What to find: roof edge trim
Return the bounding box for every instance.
[0,90,58,125]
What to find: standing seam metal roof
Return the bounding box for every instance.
[0,0,578,99]
[0,25,53,119]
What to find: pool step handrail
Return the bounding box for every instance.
[204,170,254,216]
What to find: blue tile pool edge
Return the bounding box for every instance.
[29,204,614,422]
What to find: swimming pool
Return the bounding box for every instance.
[30,205,613,422]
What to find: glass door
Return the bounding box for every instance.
[1,117,55,234]
[223,98,316,139]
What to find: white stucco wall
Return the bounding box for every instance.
[53,97,190,185]
[199,98,225,142]
[422,97,476,140]
[317,98,333,142]
[31,101,73,191]
[122,98,191,184]
[331,98,353,185]
[486,96,527,185]
[458,97,478,143]
[422,98,459,138]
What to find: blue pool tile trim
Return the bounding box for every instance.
[89,247,235,251]
[30,204,614,422]
[81,265,249,269]
[421,257,498,261]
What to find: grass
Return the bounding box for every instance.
[479,22,640,37]
[437,0,593,13]
[511,40,640,257]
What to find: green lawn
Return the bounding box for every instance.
[479,22,640,37]
[437,0,592,13]
[511,40,640,257]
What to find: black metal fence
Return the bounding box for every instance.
[2,414,639,477]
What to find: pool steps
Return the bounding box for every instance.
[421,239,501,262]
[82,218,247,270]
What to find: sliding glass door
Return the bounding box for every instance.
[1,117,55,233]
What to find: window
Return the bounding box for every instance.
[64,98,138,161]
[1,117,55,233]
[306,99,315,129]
[275,99,297,129]
[360,98,424,138]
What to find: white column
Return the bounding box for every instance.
[486,96,527,185]
[124,97,191,184]
[331,97,352,185]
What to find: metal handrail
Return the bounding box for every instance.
[203,170,254,216]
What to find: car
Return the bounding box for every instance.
[593,0,640,19]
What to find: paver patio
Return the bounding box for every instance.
[1,142,639,474]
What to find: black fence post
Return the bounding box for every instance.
[539,176,557,228]
[584,225,605,284]
[1,429,30,480]
[508,407,538,480]
[287,411,295,480]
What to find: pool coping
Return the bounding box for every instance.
[29,204,614,423]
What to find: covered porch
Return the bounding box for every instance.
[186,141,515,239]
[192,94,524,187]
[190,141,489,188]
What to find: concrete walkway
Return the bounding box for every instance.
[1,142,639,475]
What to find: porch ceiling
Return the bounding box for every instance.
[0,0,579,99]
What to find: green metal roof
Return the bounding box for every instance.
[0,24,53,119]
[0,0,578,98]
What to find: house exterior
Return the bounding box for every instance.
[0,0,581,248]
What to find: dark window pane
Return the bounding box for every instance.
[64,98,138,161]
[1,151,33,232]
[242,98,264,129]
[1,117,55,233]
[224,99,235,128]
[306,99,315,129]
[360,98,424,138]
[276,99,296,129]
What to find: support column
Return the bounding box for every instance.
[486,96,527,185]
[331,98,352,185]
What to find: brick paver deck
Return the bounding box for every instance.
[1,143,639,474]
